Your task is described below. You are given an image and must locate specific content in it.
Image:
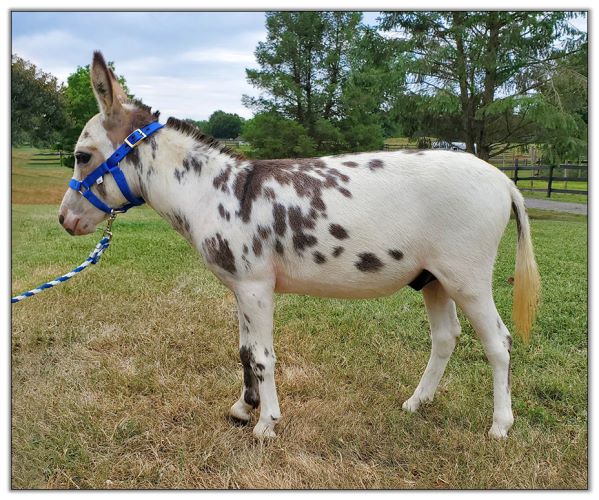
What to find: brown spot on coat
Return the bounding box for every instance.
[332,246,344,257]
[342,161,358,167]
[252,235,263,257]
[329,224,348,239]
[293,232,317,252]
[213,165,232,192]
[239,346,260,408]
[218,203,231,221]
[275,240,284,255]
[388,249,404,260]
[313,251,326,264]
[257,225,271,239]
[203,233,236,274]
[264,187,277,200]
[368,159,384,171]
[166,210,192,240]
[288,206,315,232]
[272,203,287,237]
[355,253,383,272]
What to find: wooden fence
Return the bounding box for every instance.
[28,151,72,167]
[498,160,588,197]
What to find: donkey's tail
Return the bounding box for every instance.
[509,184,541,343]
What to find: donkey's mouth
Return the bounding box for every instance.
[60,216,95,236]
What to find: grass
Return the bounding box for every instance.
[11,148,588,489]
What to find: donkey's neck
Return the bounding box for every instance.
[124,122,244,242]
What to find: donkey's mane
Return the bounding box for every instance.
[129,98,159,119]
[165,117,245,161]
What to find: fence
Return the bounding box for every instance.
[383,143,420,151]
[28,151,72,167]
[498,160,588,197]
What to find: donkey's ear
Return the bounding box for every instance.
[108,68,129,104]
[91,51,123,116]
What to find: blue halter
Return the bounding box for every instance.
[68,121,163,214]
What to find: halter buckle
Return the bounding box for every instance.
[124,128,147,148]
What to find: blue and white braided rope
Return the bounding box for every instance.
[11,235,112,304]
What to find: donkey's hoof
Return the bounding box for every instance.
[488,423,509,439]
[229,400,251,423]
[228,415,251,427]
[253,421,277,439]
[402,397,421,413]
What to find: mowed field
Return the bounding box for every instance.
[11,148,587,489]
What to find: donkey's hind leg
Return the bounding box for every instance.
[447,284,514,438]
[403,280,461,412]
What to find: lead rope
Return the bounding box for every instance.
[11,213,118,304]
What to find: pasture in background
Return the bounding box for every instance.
[11,147,587,489]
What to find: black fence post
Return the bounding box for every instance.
[547,164,554,198]
[513,158,519,185]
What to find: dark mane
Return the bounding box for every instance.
[129,98,160,120]
[126,98,161,131]
[165,117,245,160]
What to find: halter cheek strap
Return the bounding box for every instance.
[69,121,164,214]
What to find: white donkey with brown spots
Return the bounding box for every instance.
[60,53,540,440]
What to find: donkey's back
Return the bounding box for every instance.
[269,150,514,299]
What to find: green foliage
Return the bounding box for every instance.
[244,12,368,155]
[379,11,587,161]
[206,110,244,139]
[11,55,68,147]
[62,63,130,153]
[242,112,316,158]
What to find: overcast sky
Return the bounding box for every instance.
[11,11,586,122]
[11,11,380,121]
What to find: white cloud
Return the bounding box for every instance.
[126,74,257,120]
[178,48,256,64]
[12,29,94,82]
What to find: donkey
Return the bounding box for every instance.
[59,52,540,440]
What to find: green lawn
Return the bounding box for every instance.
[11,147,587,488]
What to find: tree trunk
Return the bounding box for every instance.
[452,12,476,154]
[478,12,501,162]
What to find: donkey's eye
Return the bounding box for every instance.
[75,152,92,164]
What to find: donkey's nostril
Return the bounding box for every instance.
[59,214,65,225]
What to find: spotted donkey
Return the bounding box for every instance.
[59,53,540,439]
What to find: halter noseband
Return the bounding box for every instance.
[68,121,164,214]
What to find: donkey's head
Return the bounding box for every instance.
[59,52,157,235]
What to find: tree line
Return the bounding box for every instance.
[243,11,587,162]
[12,11,587,164]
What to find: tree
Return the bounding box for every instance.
[206,110,244,139]
[242,112,316,158]
[338,27,407,151]
[62,62,130,151]
[244,11,362,154]
[379,11,587,161]
[11,54,68,147]
[536,37,588,162]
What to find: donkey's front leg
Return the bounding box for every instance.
[229,281,281,438]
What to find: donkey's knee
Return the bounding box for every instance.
[433,319,461,359]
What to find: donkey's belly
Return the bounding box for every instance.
[274,264,418,299]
